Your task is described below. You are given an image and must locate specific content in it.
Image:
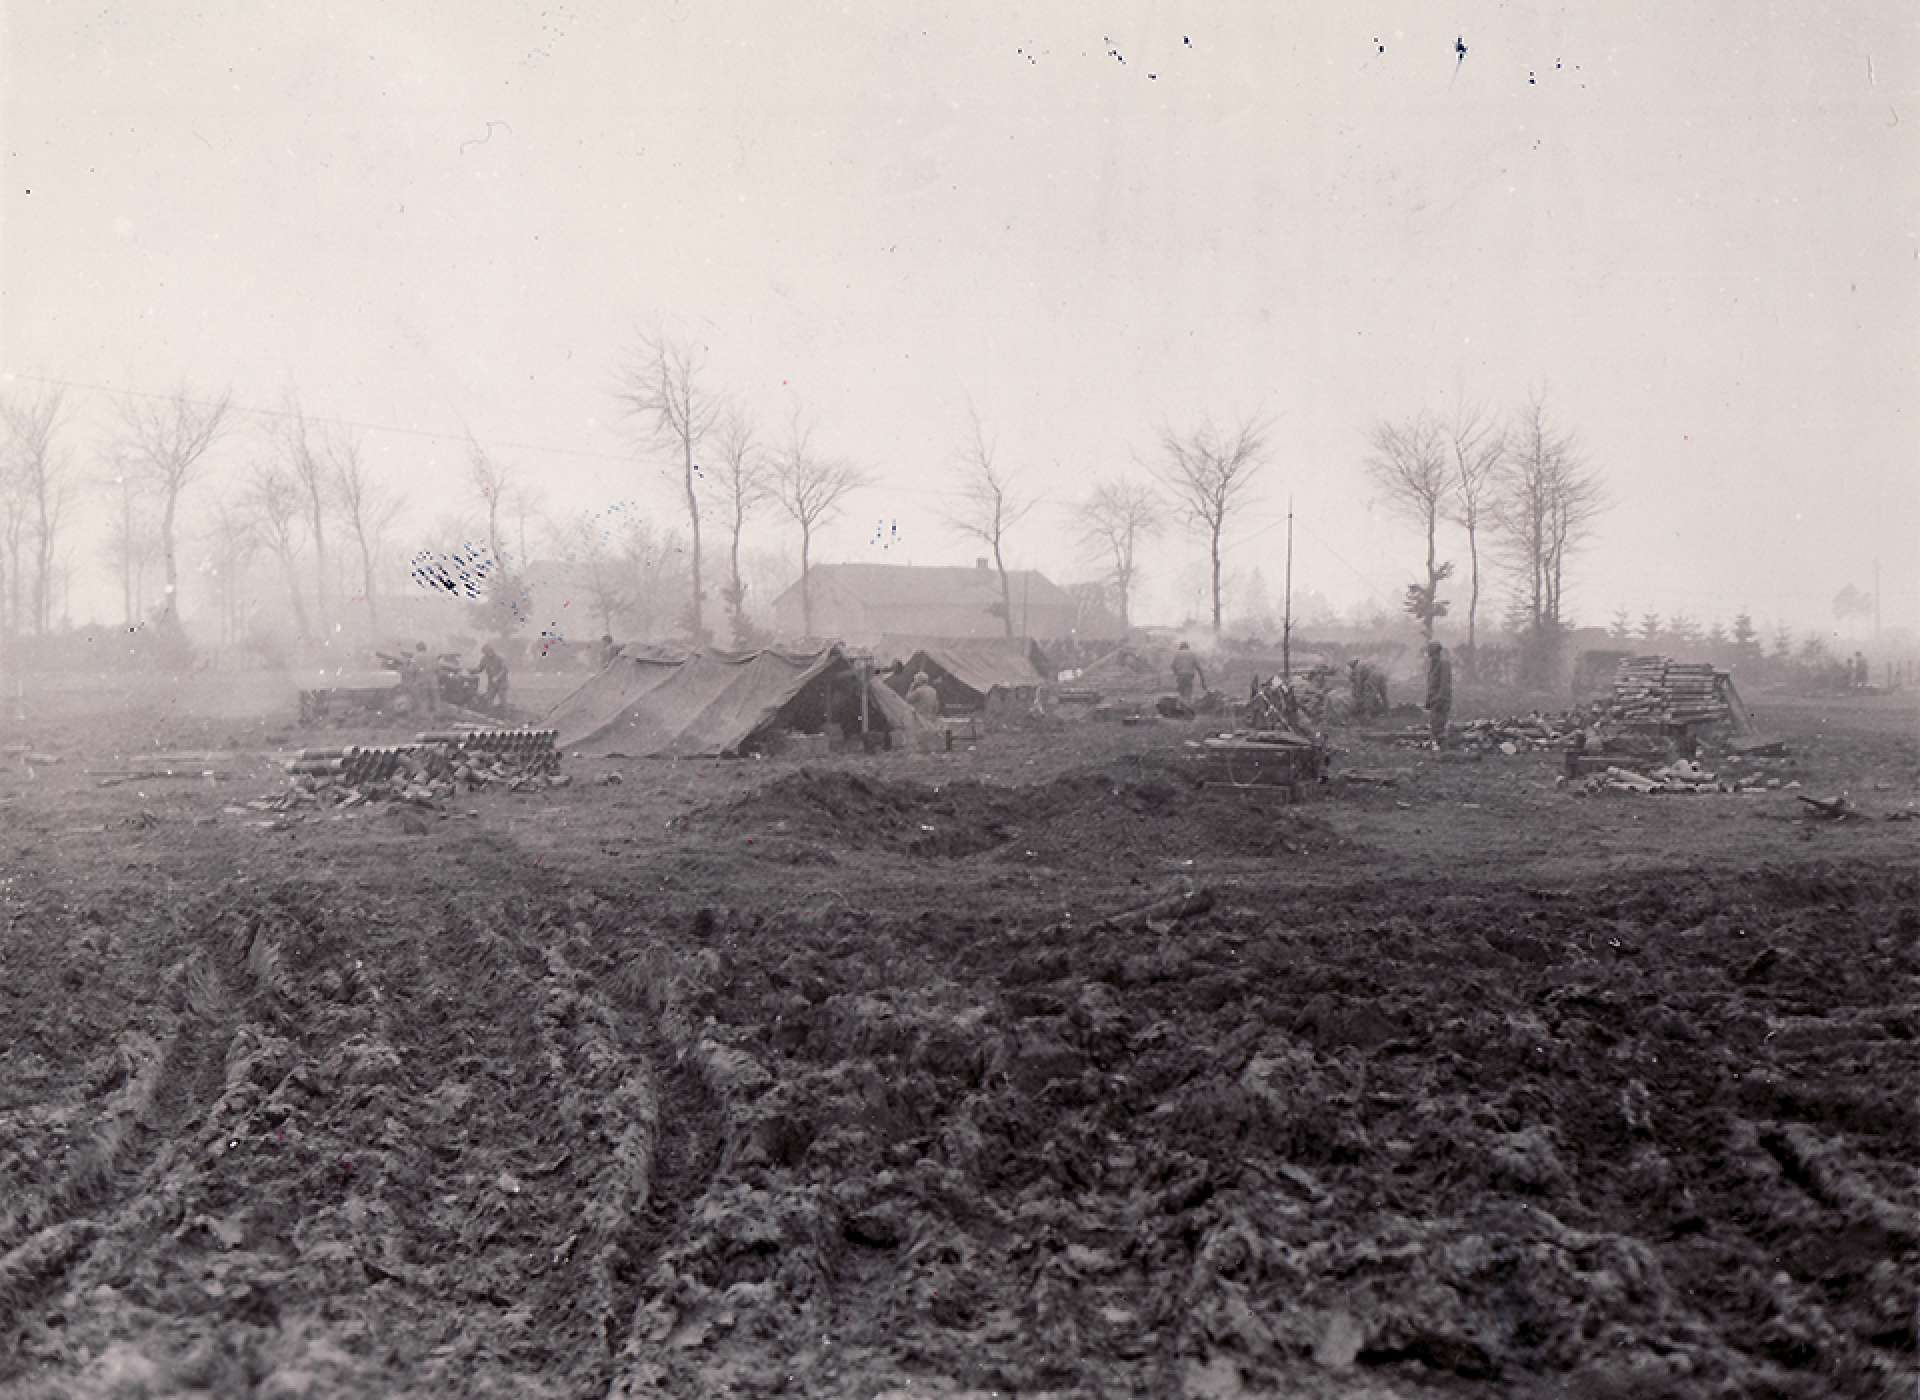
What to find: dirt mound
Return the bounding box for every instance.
[688,764,1345,868]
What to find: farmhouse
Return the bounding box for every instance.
[771,560,1115,646]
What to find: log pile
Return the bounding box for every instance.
[1611,657,1734,728]
[1452,708,1606,753]
[1365,656,1746,758]
[1572,759,1794,797]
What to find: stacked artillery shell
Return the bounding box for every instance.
[341,745,417,783]
[450,727,560,773]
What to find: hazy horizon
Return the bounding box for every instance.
[4,0,1915,644]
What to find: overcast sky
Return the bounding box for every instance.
[4,0,1915,637]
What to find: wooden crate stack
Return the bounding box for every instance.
[1194,733,1326,799]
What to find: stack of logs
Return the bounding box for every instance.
[1611,657,1733,728]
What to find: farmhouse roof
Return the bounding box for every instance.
[793,562,1074,609]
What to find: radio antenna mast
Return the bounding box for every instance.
[1282,496,1294,680]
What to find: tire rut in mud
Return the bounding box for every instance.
[0,949,244,1380]
[574,922,729,1399]
[528,939,669,1380]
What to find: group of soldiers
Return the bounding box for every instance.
[1169,638,1455,749]
[397,642,511,719]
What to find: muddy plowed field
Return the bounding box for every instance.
[1,692,1915,1397]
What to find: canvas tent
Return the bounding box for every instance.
[875,634,1053,680]
[886,638,1050,716]
[546,643,923,757]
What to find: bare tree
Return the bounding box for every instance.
[0,454,26,638]
[771,413,868,640]
[201,497,259,645]
[942,408,1033,640]
[1,387,72,634]
[618,517,692,640]
[554,509,633,636]
[246,463,312,640]
[1064,580,1119,637]
[509,482,546,576]
[1152,415,1268,638]
[54,546,75,631]
[713,411,769,647]
[462,437,534,634]
[1497,394,1605,669]
[1545,465,1605,630]
[614,332,723,642]
[99,460,153,626]
[741,546,798,631]
[1078,478,1161,633]
[276,393,332,632]
[114,386,233,629]
[329,429,403,633]
[466,437,511,570]
[1364,413,1454,640]
[1446,403,1505,659]
[1831,584,1874,641]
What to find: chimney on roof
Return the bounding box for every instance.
[975,557,989,571]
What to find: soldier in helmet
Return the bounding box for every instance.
[1424,641,1453,749]
[411,641,441,721]
[473,642,510,714]
[1170,642,1206,704]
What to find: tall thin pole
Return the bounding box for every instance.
[1282,496,1294,680]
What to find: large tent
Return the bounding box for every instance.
[546,644,921,757]
[885,638,1050,715]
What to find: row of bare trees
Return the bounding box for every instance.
[1068,417,1270,639]
[1364,394,1604,667]
[0,387,78,644]
[613,334,869,644]
[100,386,414,646]
[5,365,1603,662]
[5,379,529,655]
[225,398,406,643]
[607,336,1269,649]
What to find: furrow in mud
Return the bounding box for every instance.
[0,953,245,1380]
[596,930,731,1400]
[534,941,664,1378]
